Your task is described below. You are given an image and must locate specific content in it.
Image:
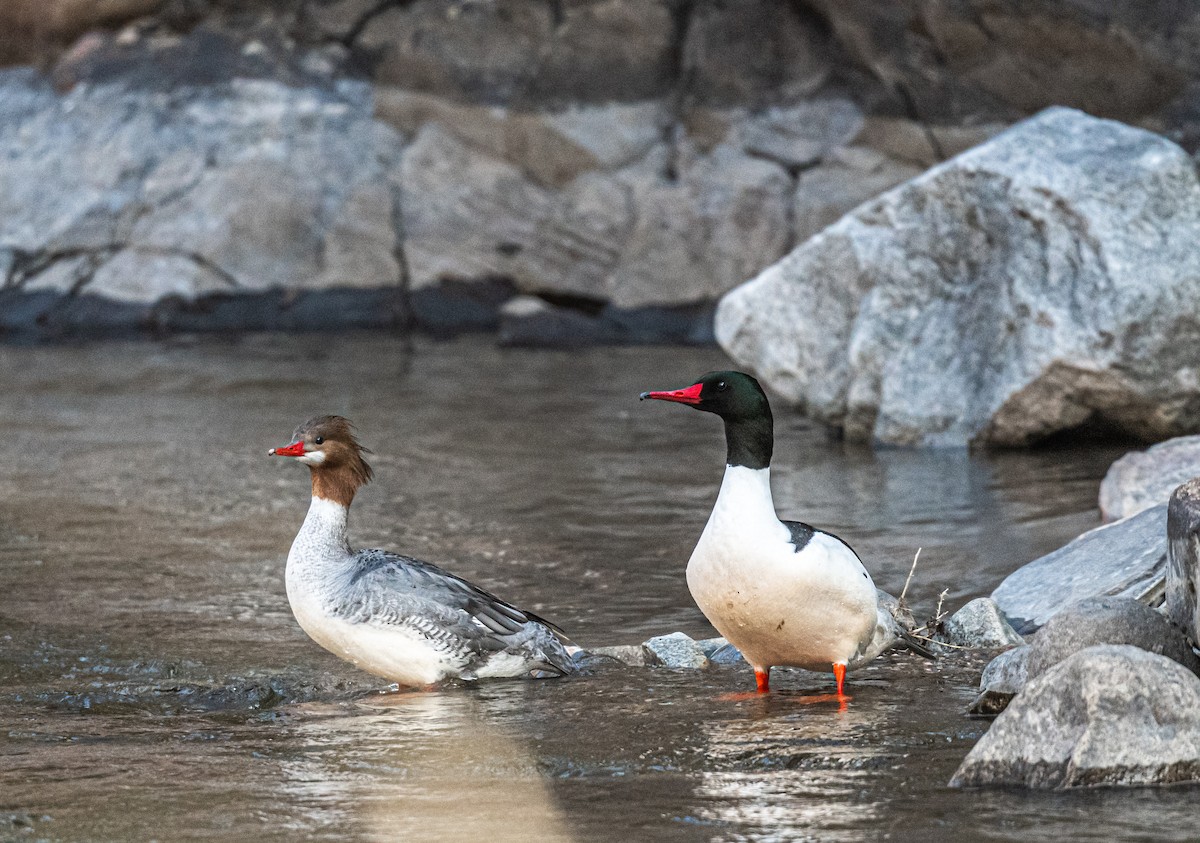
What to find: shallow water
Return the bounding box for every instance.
[0,333,1194,842]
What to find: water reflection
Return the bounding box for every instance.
[692,693,887,841]
[0,335,1159,842]
[277,692,574,843]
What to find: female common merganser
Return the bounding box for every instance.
[269,415,574,687]
[641,372,930,696]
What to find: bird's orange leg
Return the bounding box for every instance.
[833,663,847,698]
[755,667,771,694]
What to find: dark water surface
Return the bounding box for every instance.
[0,334,1193,841]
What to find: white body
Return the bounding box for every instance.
[686,466,881,672]
[284,497,455,686]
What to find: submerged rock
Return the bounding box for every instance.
[938,598,1024,650]
[1167,478,1200,647]
[580,645,649,668]
[951,645,1200,789]
[1100,436,1200,522]
[642,632,710,669]
[716,107,1200,447]
[992,504,1167,633]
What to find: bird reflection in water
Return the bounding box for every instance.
[275,690,574,843]
[692,689,888,840]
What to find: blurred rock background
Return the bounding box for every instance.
[2,0,1196,342]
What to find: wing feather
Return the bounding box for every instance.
[334,548,573,677]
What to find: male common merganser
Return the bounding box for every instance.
[641,372,930,696]
[269,415,574,687]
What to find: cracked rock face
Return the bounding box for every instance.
[1167,478,1200,649]
[716,107,1200,447]
[400,125,793,309]
[951,645,1200,789]
[0,67,404,311]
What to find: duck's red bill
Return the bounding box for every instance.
[270,440,305,457]
[642,383,704,405]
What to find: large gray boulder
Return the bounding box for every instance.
[0,68,404,315]
[1167,478,1200,647]
[951,645,1200,789]
[716,107,1200,447]
[1100,436,1200,522]
[992,505,1167,634]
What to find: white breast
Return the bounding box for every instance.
[284,496,461,687]
[685,466,879,672]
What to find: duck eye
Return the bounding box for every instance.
[314,436,324,445]
[717,381,727,391]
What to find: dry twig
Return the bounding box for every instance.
[899,547,922,605]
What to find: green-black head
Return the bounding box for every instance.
[640,371,774,469]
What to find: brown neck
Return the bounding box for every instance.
[310,465,362,507]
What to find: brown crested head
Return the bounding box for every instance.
[269,415,373,506]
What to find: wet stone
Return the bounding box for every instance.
[642,632,710,669]
[1100,436,1200,521]
[581,645,649,668]
[938,597,1025,650]
[969,596,1200,717]
[696,636,746,665]
[969,645,1030,717]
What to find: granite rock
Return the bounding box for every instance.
[938,598,1024,650]
[951,645,1200,789]
[1100,436,1200,522]
[642,632,710,669]
[969,596,1200,716]
[0,67,405,329]
[1025,597,1200,681]
[716,108,1200,447]
[400,127,792,309]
